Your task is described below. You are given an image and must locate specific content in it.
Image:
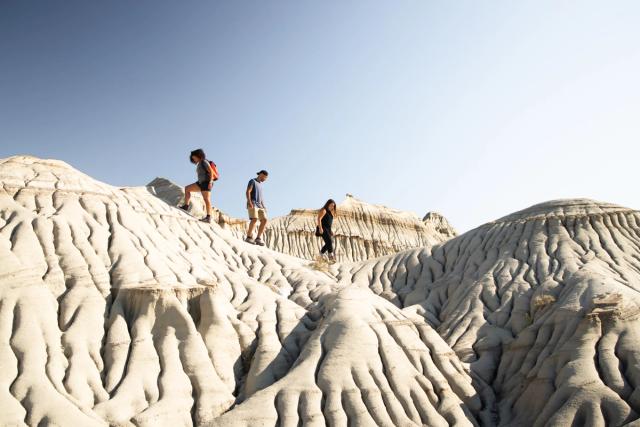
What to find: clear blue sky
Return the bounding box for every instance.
[2,1,639,232]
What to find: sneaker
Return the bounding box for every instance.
[328,255,336,264]
[200,216,211,223]
[178,204,189,211]
[255,238,265,246]
[245,236,255,244]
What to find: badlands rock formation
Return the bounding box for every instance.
[147,178,247,235]
[147,178,456,263]
[1,155,639,427]
[337,199,640,426]
[264,195,456,262]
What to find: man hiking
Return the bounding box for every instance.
[245,170,268,245]
[179,149,215,223]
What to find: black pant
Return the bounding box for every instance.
[320,230,334,254]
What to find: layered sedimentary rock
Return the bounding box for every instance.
[2,155,640,427]
[147,178,456,262]
[0,156,486,427]
[264,195,456,262]
[339,199,640,426]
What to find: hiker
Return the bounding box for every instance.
[316,199,337,263]
[245,170,268,245]
[179,149,215,223]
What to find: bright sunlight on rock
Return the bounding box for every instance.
[1,155,640,426]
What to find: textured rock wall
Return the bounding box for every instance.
[3,156,640,426]
[338,199,640,426]
[264,195,456,262]
[0,156,487,427]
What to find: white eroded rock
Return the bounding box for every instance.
[2,156,639,426]
[264,195,456,262]
[340,198,640,426]
[147,179,456,263]
[146,177,247,234]
[0,156,480,426]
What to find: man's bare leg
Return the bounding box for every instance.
[247,218,257,239]
[257,219,268,239]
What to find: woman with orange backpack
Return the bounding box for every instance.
[179,148,219,223]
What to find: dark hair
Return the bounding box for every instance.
[322,199,337,216]
[257,170,269,176]
[190,149,206,164]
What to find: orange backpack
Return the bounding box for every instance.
[209,161,220,181]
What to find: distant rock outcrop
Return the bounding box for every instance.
[264,195,456,262]
[422,211,456,238]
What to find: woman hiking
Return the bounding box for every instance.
[316,199,337,263]
[179,149,214,223]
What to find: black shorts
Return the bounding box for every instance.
[195,181,210,191]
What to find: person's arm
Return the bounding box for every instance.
[330,208,335,235]
[205,162,214,190]
[246,182,254,209]
[317,208,325,234]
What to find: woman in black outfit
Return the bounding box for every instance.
[316,199,337,263]
[179,149,214,223]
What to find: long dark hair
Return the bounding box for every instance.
[190,149,206,164]
[322,199,337,216]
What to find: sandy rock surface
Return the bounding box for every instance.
[1,155,639,426]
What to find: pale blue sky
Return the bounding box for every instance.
[1,1,639,232]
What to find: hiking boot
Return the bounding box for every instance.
[200,216,211,223]
[255,237,265,246]
[178,204,189,211]
[245,236,255,244]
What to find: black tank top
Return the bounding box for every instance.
[321,209,333,230]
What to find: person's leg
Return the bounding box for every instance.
[325,232,334,253]
[183,183,200,207]
[326,232,336,262]
[257,219,268,239]
[255,209,268,240]
[247,218,257,239]
[320,232,331,254]
[201,190,212,217]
